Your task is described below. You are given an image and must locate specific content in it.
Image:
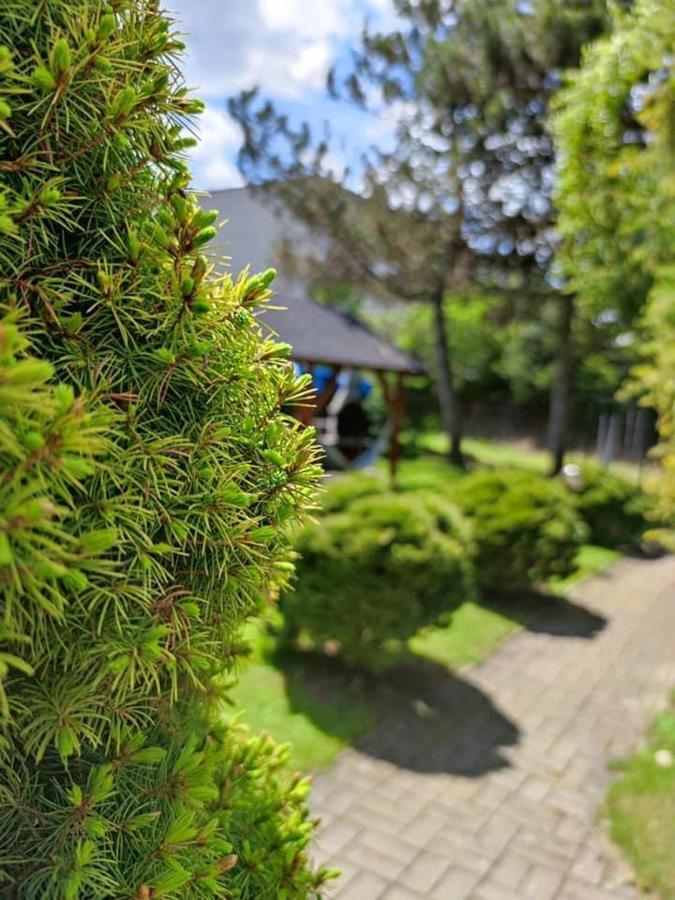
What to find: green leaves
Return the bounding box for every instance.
[151,860,193,896]
[285,489,475,666]
[0,46,12,76]
[192,225,217,249]
[554,0,675,543]
[0,531,11,566]
[242,268,277,306]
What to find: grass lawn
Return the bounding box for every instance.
[390,454,464,491]
[548,544,621,594]
[606,699,675,898]
[414,431,648,483]
[228,444,629,774]
[227,627,374,772]
[230,541,618,773]
[413,432,550,473]
[410,543,619,670]
[409,599,522,670]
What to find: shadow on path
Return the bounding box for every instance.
[483,590,607,640]
[270,589,609,777]
[274,650,520,777]
[356,657,520,776]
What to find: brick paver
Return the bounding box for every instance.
[311,556,675,898]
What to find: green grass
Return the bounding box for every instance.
[548,544,621,594]
[231,542,617,772]
[231,440,630,773]
[607,699,675,898]
[414,432,549,472]
[415,431,647,483]
[227,628,373,772]
[410,543,615,671]
[410,600,521,669]
[391,455,464,491]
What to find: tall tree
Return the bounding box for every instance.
[0,2,331,896]
[230,98,472,464]
[231,0,615,471]
[554,0,675,533]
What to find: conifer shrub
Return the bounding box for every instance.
[449,469,587,590]
[320,471,383,513]
[0,2,330,897]
[573,464,653,548]
[281,491,475,666]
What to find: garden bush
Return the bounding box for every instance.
[282,491,475,666]
[574,464,653,548]
[0,2,331,897]
[450,469,587,590]
[320,470,384,513]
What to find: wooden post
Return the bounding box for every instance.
[296,364,341,426]
[377,371,406,485]
[390,373,406,484]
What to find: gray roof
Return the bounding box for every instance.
[204,187,425,376]
[263,292,425,374]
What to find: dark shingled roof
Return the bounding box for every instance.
[204,186,425,376]
[262,293,425,375]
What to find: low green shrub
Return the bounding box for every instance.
[450,469,587,589]
[282,491,475,665]
[574,464,653,548]
[320,471,384,513]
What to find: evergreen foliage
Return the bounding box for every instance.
[317,472,384,515]
[0,1,330,896]
[282,491,475,667]
[450,469,587,589]
[229,1,620,470]
[574,465,653,549]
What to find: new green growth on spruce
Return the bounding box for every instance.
[0,1,331,896]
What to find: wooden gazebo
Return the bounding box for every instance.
[202,186,426,477]
[262,292,425,479]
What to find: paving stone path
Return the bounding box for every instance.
[310,555,675,899]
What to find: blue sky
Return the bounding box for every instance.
[166,0,397,190]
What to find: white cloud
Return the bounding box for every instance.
[187,105,243,190]
[257,0,348,37]
[290,40,333,91]
[164,0,398,189]
[166,0,388,99]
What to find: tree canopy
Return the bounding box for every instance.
[554,0,675,537]
[230,0,623,470]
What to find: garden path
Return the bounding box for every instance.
[310,555,675,899]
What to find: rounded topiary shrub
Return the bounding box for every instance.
[320,470,384,514]
[450,469,588,590]
[282,491,475,665]
[574,464,653,548]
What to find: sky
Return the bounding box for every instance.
[166,0,397,191]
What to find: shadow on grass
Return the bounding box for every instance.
[264,587,608,776]
[268,645,520,777]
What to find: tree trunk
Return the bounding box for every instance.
[548,294,575,475]
[432,290,463,465]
